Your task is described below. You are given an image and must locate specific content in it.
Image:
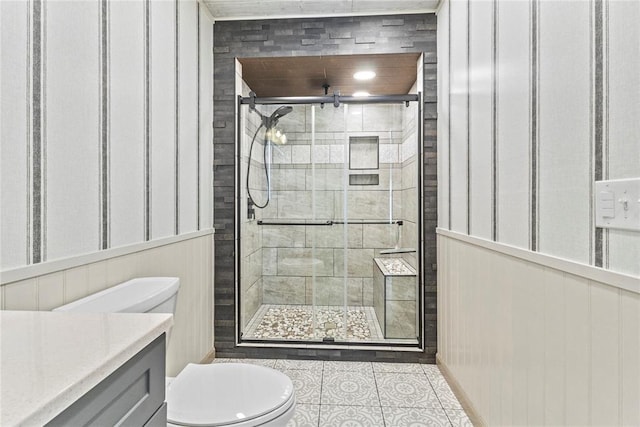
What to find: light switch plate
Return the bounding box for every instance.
[595,178,640,232]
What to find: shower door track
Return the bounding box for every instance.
[240,92,420,107]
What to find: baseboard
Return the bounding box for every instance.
[199,347,216,364]
[436,353,486,427]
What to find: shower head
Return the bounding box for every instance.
[266,106,293,128]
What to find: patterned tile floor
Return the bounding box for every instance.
[211,358,474,427]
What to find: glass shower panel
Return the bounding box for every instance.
[252,103,326,341]
[309,103,348,342]
[238,98,420,345]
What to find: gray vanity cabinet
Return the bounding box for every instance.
[46,334,167,426]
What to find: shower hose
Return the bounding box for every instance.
[246,123,270,209]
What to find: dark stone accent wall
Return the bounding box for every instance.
[213,14,438,363]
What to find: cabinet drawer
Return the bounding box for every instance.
[145,402,167,427]
[47,334,166,426]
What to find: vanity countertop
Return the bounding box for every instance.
[0,310,173,426]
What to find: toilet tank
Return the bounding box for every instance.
[54,277,180,314]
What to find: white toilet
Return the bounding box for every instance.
[54,277,296,427]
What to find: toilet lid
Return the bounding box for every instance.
[167,363,295,426]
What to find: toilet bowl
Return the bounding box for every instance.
[166,363,295,427]
[54,277,296,427]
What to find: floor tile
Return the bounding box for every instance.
[210,358,277,368]
[382,406,453,426]
[287,403,320,427]
[281,368,322,404]
[274,359,324,371]
[209,358,469,426]
[375,372,442,408]
[429,375,463,409]
[323,361,373,373]
[372,362,425,373]
[422,363,442,379]
[319,405,384,427]
[445,409,474,427]
[321,370,380,406]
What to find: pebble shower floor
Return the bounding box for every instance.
[243,304,384,341]
[211,359,474,426]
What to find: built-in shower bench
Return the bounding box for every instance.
[373,257,417,339]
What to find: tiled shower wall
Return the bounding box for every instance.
[400,82,420,270]
[214,14,437,362]
[239,78,264,329]
[240,94,417,328]
[259,103,410,308]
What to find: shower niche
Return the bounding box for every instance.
[236,71,423,348]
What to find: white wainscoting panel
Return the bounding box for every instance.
[495,0,530,249]
[537,0,591,263]
[438,232,640,426]
[1,234,214,377]
[563,272,590,426]
[44,1,101,261]
[178,0,199,234]
[590,281,621,425]
[448,0,469,233]
[0,1,29,269]
[109,0,145,248]
[620,287,640,425]
[150,0,176,239]
[468,0,492,239]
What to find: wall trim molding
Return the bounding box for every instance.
[1,228,215,285]
[436,354,486,427]
[437,228,639,294]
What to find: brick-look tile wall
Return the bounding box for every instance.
[213,13,437,363]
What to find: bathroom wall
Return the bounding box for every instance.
[1,233,214,377]
[214,13,438,362]
[437,0,640,424]
[438,232,639,426]
[1,0,214,269]
[0,0,215,374]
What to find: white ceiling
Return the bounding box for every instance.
[202,0,440,21]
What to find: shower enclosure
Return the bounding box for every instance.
[237,91,423,347]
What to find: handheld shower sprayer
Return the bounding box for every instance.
[263,106,293,145]
[246,103,293,214]
[265,106,293,128]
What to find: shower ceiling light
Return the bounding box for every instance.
[353,70,376,80]
[353,91,371,97]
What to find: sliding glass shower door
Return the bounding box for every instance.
[238,98,421,346]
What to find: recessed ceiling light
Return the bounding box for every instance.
[353,91,370,97]
[353,70,376,80]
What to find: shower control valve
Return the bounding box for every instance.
[247,197,256,220]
